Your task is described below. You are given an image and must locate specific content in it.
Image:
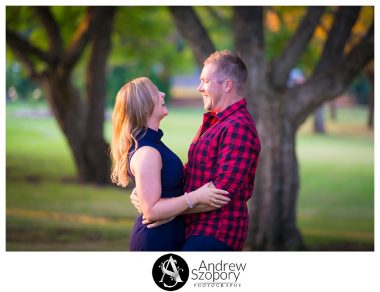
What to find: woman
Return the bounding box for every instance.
[110,77,230,251]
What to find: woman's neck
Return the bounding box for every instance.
[147,119,159,131]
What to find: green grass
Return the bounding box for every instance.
[6,102,374,251]
[296,108,374,250]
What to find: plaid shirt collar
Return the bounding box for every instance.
[205,98,247,123]
[193,99,247,143]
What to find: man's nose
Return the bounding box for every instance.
[197,83,203,92]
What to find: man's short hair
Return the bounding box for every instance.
[204,50,248,92]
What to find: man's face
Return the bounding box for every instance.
[198,64,224,112]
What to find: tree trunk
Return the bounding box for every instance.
[169,7,215,67]
[364,61,374,129]
[83,7,115,184]
[249,97,304,250]
[313,106,325,133]
[6,7,116,184]
[367,78,374,129]
[40,72,89,181]
[329,100,337,121]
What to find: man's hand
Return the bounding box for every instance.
[142,216,175,228]
[130,188,142,214]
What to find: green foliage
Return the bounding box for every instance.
[6,7,87,52]
[105,6,200,106]
[6,7,90,98]
[111,7,195,73]
[6,6,197,105]
[6,7,43,52]
[7,6,375,105]
[50,6,86,41]
[264,7,321,73]
[348,73,370,105]
[194,7,233,51]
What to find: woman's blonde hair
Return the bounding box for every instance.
[110,77,157,187]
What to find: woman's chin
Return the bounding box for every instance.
[163,108,169,116]
[160,111,169,120]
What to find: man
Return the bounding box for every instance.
[132,50,260,251]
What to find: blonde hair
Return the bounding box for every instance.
[110,77,157,187]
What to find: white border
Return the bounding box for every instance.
[2,2,378,292]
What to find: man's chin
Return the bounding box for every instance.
[203,103,211,111]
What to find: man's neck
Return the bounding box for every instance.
[214,96,244,114]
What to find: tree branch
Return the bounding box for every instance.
[33,6,64,58]
[204,7,230,29]
[233,6,264,56]
[233,7,264,118]
[169,6,215,67]
[85,7,116,139]
[313,6,361,75]
[289,22,374,127]
[6,36,37,78]
[63,7,98,71]
[270,7,325,88]
[6,29,52,79]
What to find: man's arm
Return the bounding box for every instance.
[212,122,260,194]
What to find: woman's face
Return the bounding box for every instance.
[151,86,168,121]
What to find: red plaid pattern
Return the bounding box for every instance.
[184,99,261,250]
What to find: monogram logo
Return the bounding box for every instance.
[152,254,189,291]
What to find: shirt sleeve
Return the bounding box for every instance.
[212,121,259,195]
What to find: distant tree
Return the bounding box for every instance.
[6,63,39,101]
[310,7,373,133]
[170,6,373,250]
[7,7,116,184]
[364,61,374,129]
[6,6,194,184]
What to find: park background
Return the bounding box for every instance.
[5,6,374,251]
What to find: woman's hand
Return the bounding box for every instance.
[190,182,230,208]
[130,188,142,214]
[142,215,175,228]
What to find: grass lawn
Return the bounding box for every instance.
[6,102,374,251]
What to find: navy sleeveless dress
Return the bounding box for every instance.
[129,128,185,251]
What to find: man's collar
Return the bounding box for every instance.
[204,98,247,121]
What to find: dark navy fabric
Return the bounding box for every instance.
[181,235,233,251]
[129,128,185,251]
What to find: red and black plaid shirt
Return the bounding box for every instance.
[183,99,261,250]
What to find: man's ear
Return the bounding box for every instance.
[224,79,233,92]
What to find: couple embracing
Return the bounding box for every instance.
[110,50,261,251]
